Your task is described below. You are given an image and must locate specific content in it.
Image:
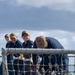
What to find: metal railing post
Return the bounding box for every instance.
[2,48,8,75]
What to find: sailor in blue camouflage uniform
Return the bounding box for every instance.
[22,31,33,59]
[22,31,33,48]
[5,34,12,48]
[7,33,22,75]
[0,34,11,75]
[33,36,69,75]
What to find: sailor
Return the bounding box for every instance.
[7,33,22,75]
[33,36,69,75]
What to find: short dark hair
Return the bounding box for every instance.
[4,34,10,38]
[22,31,29,37]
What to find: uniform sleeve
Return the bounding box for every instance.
[47,37,69,71]
[49,37,64,49]
[50,38,69,71]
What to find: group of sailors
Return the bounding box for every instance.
[0,30,69,75]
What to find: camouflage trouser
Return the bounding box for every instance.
[8,62,15,75]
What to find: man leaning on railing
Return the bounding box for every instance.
[33,36,69,75]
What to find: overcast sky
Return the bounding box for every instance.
[0,0,75,55]
[0,0,75,31]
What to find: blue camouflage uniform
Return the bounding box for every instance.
[6,41,12,48]
[22,40,33,48]
[22,40,33,59]
[33,37,69,75]
[0,41,12,75]
[9,40,22,48]
[7,40,22,75]
[22,40,36,75]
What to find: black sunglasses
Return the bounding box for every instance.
[11,38,15,39]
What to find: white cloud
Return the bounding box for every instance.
[72,36,75,42]
[58,38,68,46]
[7,0,75,12]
